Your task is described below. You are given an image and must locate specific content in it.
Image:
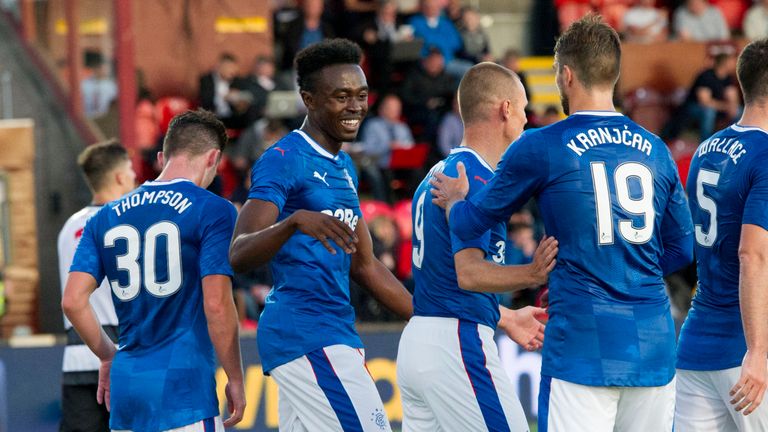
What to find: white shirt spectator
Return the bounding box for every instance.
[622,3,667,43]
[744,1,768,41]
[674,3,730,41]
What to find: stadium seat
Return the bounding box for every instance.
[623,87,671,135]
[360,200,394,222]
[393,199,413,280]
[389,143,429,170]
[712,0,749,31]
[156,96,192,134]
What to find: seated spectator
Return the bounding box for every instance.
[744,0,768,40]
[357,0,407,92]
[621,0,668,43]
[673,0,730,41]
[234,55,293,126]
[358,94,415,201]
[437,96,462,157]
[81,55,117,119]
[400,48,458,143]
[199,53,252,129]
[277,0,335,72]
[662,52,741,142]
[408,0,471,78]
[458,6,493,63]
[229,119,289,204]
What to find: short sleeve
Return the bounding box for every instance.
[248,146,300,211]
[742,159,768,231]
[450,230,491,255]
[69,213,105,283]
[661,156,694,242]
[199,198,238,278]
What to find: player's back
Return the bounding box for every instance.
[73,179,236,431]
[477,111,691,386]
[677,125,768,371]
[412,147,506,329]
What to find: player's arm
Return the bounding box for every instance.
[202,274,245,427]
[659,164,695,276]
[454,236,558,293]
[229,200,358,272]
[62,272,116,361]
[61,271,116,409]
[730,226,768,415]
[350,216,413,320]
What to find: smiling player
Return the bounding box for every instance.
[229,39,413,431]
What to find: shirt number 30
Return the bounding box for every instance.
[104,222,183,301]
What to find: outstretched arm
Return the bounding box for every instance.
[454,236,558,293]
[229,199,358,273]
[731,224,768,415]
[350,217,413,320]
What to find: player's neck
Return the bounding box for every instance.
[91,187,123,206]
[300,120,342,155]
[738,102,768,131]
[462,127,503,169]
[155,160,205,187]
[567,89,616,115]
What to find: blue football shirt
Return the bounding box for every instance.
[449,111,694,387]
[248,130,364,374]
[71,179,237,431]
[412,147,506,329]
[677,125,768,371]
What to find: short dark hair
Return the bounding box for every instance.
[554,14,621,89]
[458,62,521,125]
[294,38,362,92]
[77,139,129,192]
[162,109,228,158]
[737,39,768,104]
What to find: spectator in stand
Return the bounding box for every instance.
[357,0,407,92]
[400,48,458,143]
[229,119,289,205]
[235,56,277,124]
[199,53,252,129]
[437,96,463,157]
[622,0,669,43]
[662,52,741,142]
[673,0,730,41]
[277,0,335,71]
[408,0,472,78]
[326,0,378,38]
[359,94,415,201]
[744,0,768,40]
[81,55,117,119]
[458,6,493,64]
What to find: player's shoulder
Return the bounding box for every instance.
[260,131,305,162]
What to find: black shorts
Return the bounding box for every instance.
[60,383,109,432]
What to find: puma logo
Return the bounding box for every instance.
[313,171,329,187]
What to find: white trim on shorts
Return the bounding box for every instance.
[112,415,223,432]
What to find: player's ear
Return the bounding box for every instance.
[562,65,574,88]
[157,151,166,167]
[300,90,314,111]
[206,148,220,168]
[500,99,512,121]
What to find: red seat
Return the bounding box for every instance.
[712,0,749,31]
[360,200,394,222]
[392,199,413,280]
[389,143,429,170]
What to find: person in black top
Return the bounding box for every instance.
[663,53,741,141]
